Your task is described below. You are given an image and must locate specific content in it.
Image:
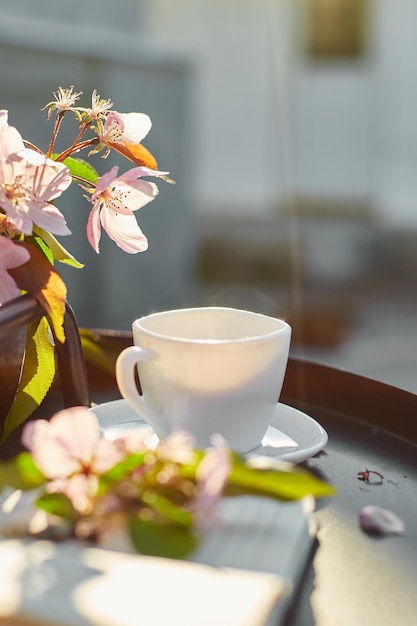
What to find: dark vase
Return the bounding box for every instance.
[0,329,27,458]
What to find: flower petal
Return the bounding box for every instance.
[117,166,168,183]
[22,408,101,479]
[0,239,31,304]
[93,437,125,474]
[22,418,79,479]
[25,161,72,202]
[49,474,94,513]
[118,112,152,144]
[86,201,102,253]
[0,112,25,161]
[111,179,159,215]
[0,270,22,304]
[18,148,59,168]
[19,200,71,236]
[92,166,119,201]
[194,436,231,530]
[0,238,30,270]
[48,407,102,465]
[100,210,148,253]
[359,505,405,535]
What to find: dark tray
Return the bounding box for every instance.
[281,358,417,626]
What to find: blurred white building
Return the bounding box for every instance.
[146,0,417,227]
[1,0,417,330]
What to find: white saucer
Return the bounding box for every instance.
[92,399,328,463]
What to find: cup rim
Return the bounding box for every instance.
[132,306,291,345]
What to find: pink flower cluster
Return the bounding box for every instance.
[0,87,169,304]
[21,407,231,547]
[83,108,169,254]
[0,110,72,302]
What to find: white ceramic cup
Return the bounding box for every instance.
[116,306,291,453]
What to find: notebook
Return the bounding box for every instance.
[0,495,315,626]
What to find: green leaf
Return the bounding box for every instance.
[0,453,46,491]
[177,451,205,481]
[99,453,148,487]
[143,489,194,527]
[128,515,199,559]
[2,318,56,441]
[36,492,76,520]
[33,226,84,268]
[31,233,54,264]
[225,457,336,501]
[61,156,99,185]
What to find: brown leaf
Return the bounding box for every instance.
[108,141,158,170]
[8,241,67,344]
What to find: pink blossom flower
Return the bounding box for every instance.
[86,165,168,253]
[156,431,196,465]
[194,435,231,531]
[115,429,156,455]
[98,111,152,147]
[42,86,83,119]
[0,110,72,236]
[0,237,30,304]
[76,89,113,123]
[22,407,124,513]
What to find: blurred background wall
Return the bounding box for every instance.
[146,0,417,227]
[1,0,417,390]
[0,0,197,329]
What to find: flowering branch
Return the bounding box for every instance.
[0,86,170,437]
[0,407,336,559]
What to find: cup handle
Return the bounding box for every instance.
[115,346,168,437]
